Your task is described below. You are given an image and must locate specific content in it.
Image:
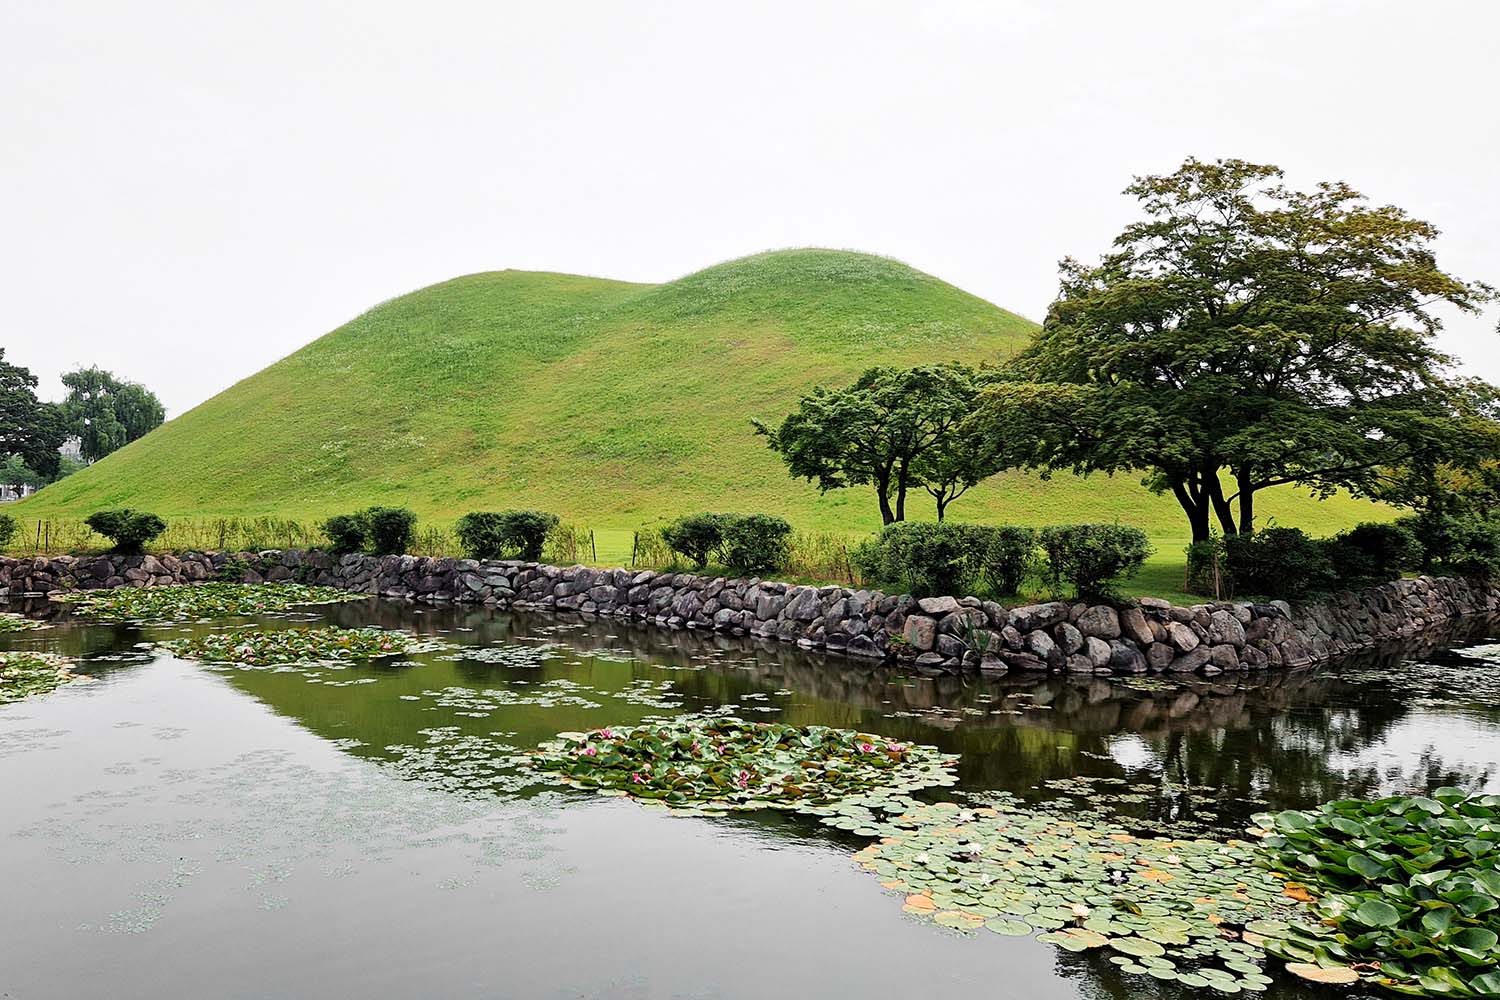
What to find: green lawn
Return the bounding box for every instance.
[12,248,1390,599]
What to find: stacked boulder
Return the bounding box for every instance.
[2,549,1496,677]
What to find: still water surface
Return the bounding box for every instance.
[3,599,1498,999]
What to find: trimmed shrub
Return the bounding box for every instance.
[720,514,792,574]
[1184,538,1228,597]
[84,508,167,555]
[0,512,16,550]
[977,525,1037,596]
[661,513,727,568]
[852,522,980,597]
[1398,511,1500,579]
[1323,521,1421,585]
[320,514,368,555]
[362,506,416,556]
[1039,523,1151,600]
[1222,527,1336,599]
[455,510,559,561]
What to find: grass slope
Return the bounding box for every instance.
[18,248,1386,573]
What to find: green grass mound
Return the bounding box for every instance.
[13,248,1386,557]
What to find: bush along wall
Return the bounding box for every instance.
[3,549,1496,678]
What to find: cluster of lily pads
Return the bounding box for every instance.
[529,716,959,810]
[1253,792,1500,996]
[0,650,84,704]
[56,583,360,623]
[851,798,1298,992]
[0,611,48,633]
[161,626,413,666]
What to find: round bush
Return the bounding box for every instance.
[852,522,979,597]
[1324,522,1421,584]
[455,510,559,561]
[661,513,727,568]
[320,514,368,556]
[719,514,792,574]
[1039,523,1151,600]
[1222,526,1335,599]
[0,512,16,550]
[977,525,1037,596]
[84,508,167,555]
[362,506,416,556]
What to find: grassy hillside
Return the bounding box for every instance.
[17,249,1387,568]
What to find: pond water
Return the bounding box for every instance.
[3,598,1498,1000]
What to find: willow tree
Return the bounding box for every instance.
[977,158,1497,542]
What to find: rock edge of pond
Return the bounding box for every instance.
[2,550,1496,679]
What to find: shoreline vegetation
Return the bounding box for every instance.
[0,513,1393,606]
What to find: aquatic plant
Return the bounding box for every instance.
[1254,792,1500,996]
[0,650,84,703]
[0,611,48,633]
[162,626,413,666]
[56,583,361,623]
[849,798,1298,991]
[530,717,958,810]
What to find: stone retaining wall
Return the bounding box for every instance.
[3,549,1496,676]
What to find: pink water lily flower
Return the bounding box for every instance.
[580,746,598,757]
[736,770,750,789]
[631,772,646,784]
[859,742,875,753]
[597,727,616,739]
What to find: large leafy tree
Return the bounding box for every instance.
[61,367,165,462]
[754,363,998,524]
[978,158,1498,542]
[0,349,66,481]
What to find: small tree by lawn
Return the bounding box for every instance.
[754,363,1002,524]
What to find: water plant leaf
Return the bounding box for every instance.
[1285,963,1359,984]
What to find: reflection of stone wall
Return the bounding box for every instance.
[2,549,1496,677]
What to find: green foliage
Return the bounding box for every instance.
[0,512,15,549]
[1324,522,1422,585]
[1039,524,1151,599]
[1183,538,1228,597]
[530,716,957,810]
[362,506,416,555]
[162,625,413,666]
[1222,527,1335,599]
[853,521,1038,597]
[661,513,727,568]
[83,508,166,554]
[755,362,1001,524]
[1397,511,1500,579]
[60,366,165,463]
[0,347,67,480]
[320,513,367,555]
[719,514,792,574]
[1256,791,1500,996]
[0,651,80,704]
[454,510,559,560]
[976,525,1037,595]
[55,582,358,623]
[853,522,980,597]
[980,158,1499,544]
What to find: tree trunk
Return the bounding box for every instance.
[1209,475,1238,537]
[1237,469,1256,535]
[935,492,949,522]
[893,457,910,522]
[1171,478,1212,544]
[875,470,895,525]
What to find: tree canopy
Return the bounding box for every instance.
[976,158,1499,542]
[0,349,66,481]
[61,367,165,463]
[754,363,1002,523]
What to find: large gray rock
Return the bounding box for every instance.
[902,615,937,652]
[1084,636,1112,668]
[1119,606,1155,645]
[1075,605,1121,639]
[1026,629,1058,662]
[1054,621,1084,655]
[1166,621,1201,652]
[783,587,824,621]
[1010,602,1070,632]
[917,595,961,615]
[1208,609,1246,647]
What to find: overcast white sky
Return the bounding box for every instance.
[3,0,1496,416]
